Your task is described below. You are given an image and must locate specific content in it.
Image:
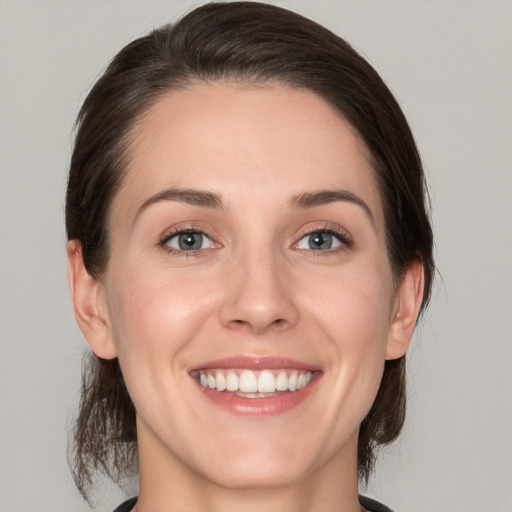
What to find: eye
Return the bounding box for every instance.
[295,229,349,251]
[163,231,214,251]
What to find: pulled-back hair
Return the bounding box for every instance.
[66,1,434,501]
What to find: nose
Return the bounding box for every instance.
[218,247,300,335]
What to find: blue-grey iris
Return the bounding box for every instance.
[178,232,203,250]
[309,232,333,250]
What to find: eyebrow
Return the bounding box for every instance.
[289,189,376,228]
[133,188,223,225]
[132,187,375,229]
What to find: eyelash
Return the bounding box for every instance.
[158,226,215,257]
[157,224,353,256]
[295,224,353,253]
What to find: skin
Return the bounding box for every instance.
[68,83,423,512]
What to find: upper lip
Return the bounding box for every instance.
[190,355,322,372]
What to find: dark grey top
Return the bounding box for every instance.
[113,495,394,512]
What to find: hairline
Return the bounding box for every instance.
[99,77,397,281]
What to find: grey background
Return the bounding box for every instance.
[1,1,511,511]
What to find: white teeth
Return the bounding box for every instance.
[226,372,239,392]
[275,371,288,391]
[198,368,315,394]
[215,372,226,391]
[288,371,298,391]
[239,369,258,392]
[257,370,276,393]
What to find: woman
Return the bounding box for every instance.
[66,2,434,511]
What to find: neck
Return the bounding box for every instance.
[133,419,363,512]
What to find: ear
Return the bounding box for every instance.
[385,258,424,360]
[67,240,117,359]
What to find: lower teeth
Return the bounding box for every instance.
[235,391,284,399]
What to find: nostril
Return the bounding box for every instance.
[267,318,289,332]
[227,317,288,333]
[229,319,250,329]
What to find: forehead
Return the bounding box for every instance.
[115,82,384,225]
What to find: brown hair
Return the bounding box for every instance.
[66,1,434,500]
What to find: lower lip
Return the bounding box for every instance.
[195,375,321,417]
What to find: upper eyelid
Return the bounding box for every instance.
[293,225,353,250]
[159,228,217,255]
[159,224,215,242]
[157,222,352,248]
[297,224,352,240]
[164,230,212,242]
[158,232,199,253]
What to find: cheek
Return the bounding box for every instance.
[303,263,394,347]
[104,265,223,426]
[300,263,394,411]
[106,264,217,366]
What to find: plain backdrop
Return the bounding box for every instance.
[1,1,511,511]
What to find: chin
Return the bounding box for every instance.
[201,457,310,491]
[184,426,340,491]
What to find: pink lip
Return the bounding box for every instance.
[190,355,322,417]
[190,355,321,372]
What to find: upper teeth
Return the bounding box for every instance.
[197,369,314,393]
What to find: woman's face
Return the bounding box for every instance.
[93,83,413,489]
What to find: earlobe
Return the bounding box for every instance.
[385,259,424,360]
[67,240,117,360]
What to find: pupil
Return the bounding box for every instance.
[179,233,202,250]
[309,232,332,250]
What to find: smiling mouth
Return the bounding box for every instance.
[192,368,317,398]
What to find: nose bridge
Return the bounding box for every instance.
[218,240,299,334]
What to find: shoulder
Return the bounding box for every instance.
[360,495,395,512]
[112,497,137,512]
